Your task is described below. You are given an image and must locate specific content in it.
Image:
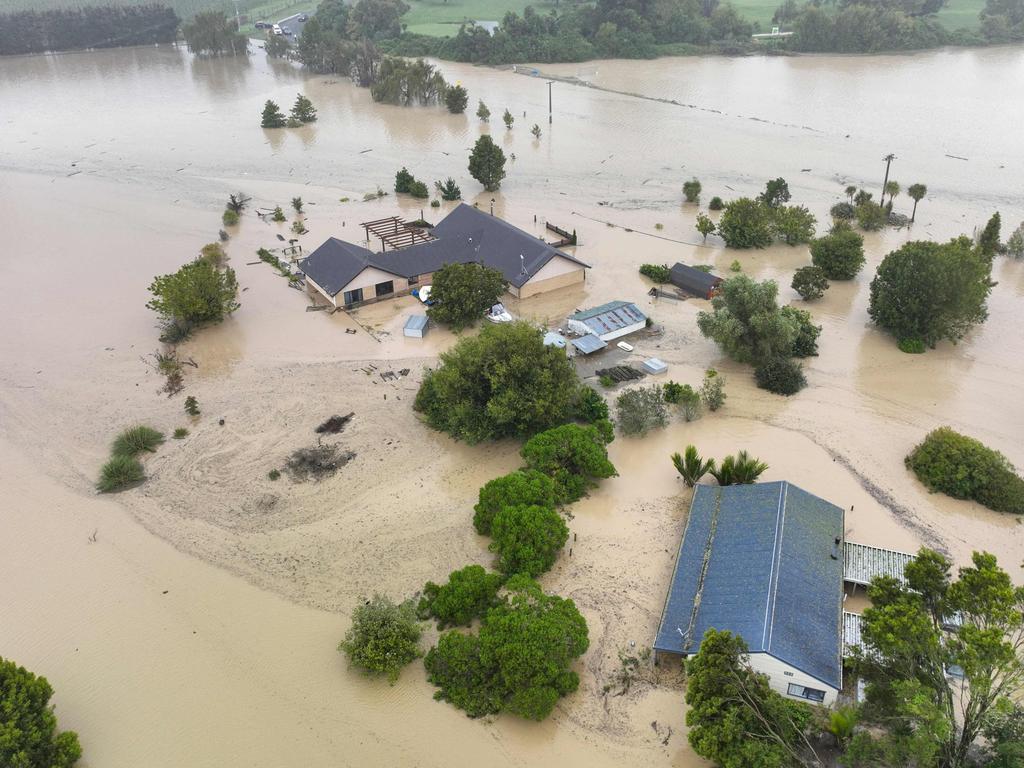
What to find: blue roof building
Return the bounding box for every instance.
[654,481,845,705]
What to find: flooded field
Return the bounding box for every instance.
[1,42,1023,768]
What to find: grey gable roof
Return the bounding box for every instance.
[654,481,845,690]
[297,238,384,297]
[300,204,589,295]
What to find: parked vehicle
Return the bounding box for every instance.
[485,303,513,323]
[298,14,309,21]
[254,21,270,29]
[271,24,283,35]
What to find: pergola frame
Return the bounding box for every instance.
[360,216,434,252]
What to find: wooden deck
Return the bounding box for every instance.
[844,541,915,587]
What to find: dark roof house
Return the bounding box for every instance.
[299,204,589,306]
[669,263,722,299]
[654,481,845,702]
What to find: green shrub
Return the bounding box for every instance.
[0,658,82,768]
[905,427,1024,514]
[708,196,724,211]
[682,178,702,203]
[173,427,189,439]
[718,198,773,249]
[662,381,684,404]
[856,201,887,231]
[184,396,200,416]
[147,259,239,326]
[473,470,556,536]
[268,469,281,481]
[598,375,615,389]
[271,206,286,222]
[490,504,569,577]
[898,338,926,354]
[639,264,671,283]
[729,259,742,272]
[811,229,866,280]
[408,180,429,199]
[430,199,440,208]
[616,385,668,436]
[418,565,503,628]
[338,595,422,683]
[395,167,414,193]
[521,424,616,504]
[112,425,164,457]
[754,358,806,396]
[575,386,609,423]
[222,209,239,226]
[791,265,829,300]
[830,202,855,220]
[699,369,726,411]
[97,455,145,492]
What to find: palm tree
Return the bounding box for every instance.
[844,184,857,203]
[710,454,736,486]
[671,446,715,488]
[884,180,900,212]
[731,450,768,484]
[907,183,927,222]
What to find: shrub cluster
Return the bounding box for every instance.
[394,167,429,198]
[905,427,1024,514]
[97,425,164,492]
[639,264,671,283]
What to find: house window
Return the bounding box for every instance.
[342,288,363,306]
[787,683,826,703]
[375,280,394,298]
[408,275,419,285]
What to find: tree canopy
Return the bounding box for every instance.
[418,565,504,628]
[468,135,506,192]
[696,275,801,364]
[520,423,617,504]
[717,198,774,249]
[426,262,508,331]
[0,657,82,768]
[474,470,557,535]
[424,575,589,721]
[868,237,993,347]
[905,427,1024,514]
[146,258,239,327]
[810,227,866,280]
[792,265,829,300]
[444,83,468,113]
[490,504,569,577]
[414,322,580,443]
[686,628,818,767]
[851,549,1024,768]
[338,594,422,682]
[182,11,248,56]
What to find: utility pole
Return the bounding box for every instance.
[881,153,896,202]
[547,80,554,124]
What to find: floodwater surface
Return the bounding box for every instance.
[1,42,1023,768]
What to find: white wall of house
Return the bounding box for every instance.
[339,266,408,297]
[748,652,839,707]
[305,274,338,308]
[519,255,586,298]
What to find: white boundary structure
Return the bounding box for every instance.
[844,541,915,587]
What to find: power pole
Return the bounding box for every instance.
[547,80,553,124]
[881,153,896,202]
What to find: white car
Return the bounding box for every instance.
[272,24,283,35]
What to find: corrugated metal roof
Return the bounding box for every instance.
[843,542,915,586]
[570,334,607,354]
[669,263,722,296]
[654,482,845,690]
[571,301,646,337]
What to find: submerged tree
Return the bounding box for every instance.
[260,100,287,128]
[476,99,491,122]
[907,182,927,222]
[682,178,702,204]
[182,11,249,56]
[979,212,1002,258]
[696,213,715,242]
[426,262,507,331]
[502,108,514,129]
[521,423,616,504]
[468,135,506,192]
[338,594,421,683]
[434,177,462,201]
[868,237,993,348]
[445,84,468,114]
[0,658,82,768]
[791,265,829,300]
[290,93,318,123]
[717,198,773,249]
[759,177,791,208]
[147,258,239,327]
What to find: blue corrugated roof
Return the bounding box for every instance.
[570,334,607,354]
[654,481,844,689]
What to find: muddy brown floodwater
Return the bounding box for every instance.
[1,43,1023,768]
